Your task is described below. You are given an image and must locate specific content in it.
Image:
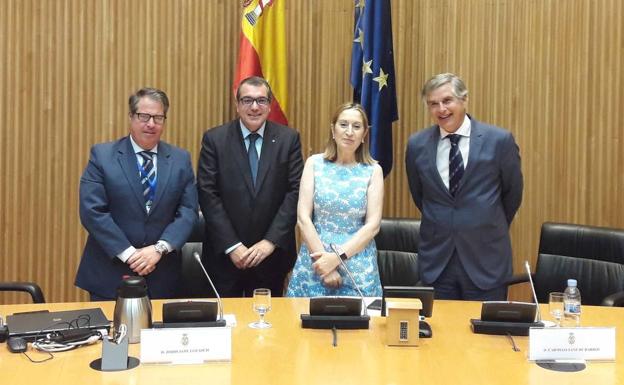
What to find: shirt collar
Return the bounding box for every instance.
[240,121,266,139]
[129,135,159,154]
[439,114,471,139]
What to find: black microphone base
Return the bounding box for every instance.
[470,319,544,336]
[300,314,370,329]
[152,320,227,328]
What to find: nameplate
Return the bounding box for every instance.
[529,327,616,361]
[140,327,232,364]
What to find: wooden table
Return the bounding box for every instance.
[1,299,622,385]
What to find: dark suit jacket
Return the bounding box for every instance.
[405,117,523,290]
[75,136,198,299]
[197,119,303,294]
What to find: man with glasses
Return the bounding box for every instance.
[197,76,303,297]
[405,73,523,301]
[75,87,198,300]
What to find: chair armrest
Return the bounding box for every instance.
[0,281,46,303]
[505,273,532,287]
[601,290,624,307]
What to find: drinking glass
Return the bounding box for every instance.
[548,292,564,327]
[249,288,272,329]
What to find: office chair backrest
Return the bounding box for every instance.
[375,218,421,287]
[179,212,214,298]
[534,222,624,305]
[0,282,46,303]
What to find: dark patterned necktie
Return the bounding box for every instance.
[139,151,156,210]
[248,133,260,185]
[448,134,464,196]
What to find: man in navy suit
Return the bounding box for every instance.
[75,87,198,300]
[405,73,523,300]
[197,76,303,297]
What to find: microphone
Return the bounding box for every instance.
[524,260,542,323]
[193,251,224,322]
[330,244,368,316]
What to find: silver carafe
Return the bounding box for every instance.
[113,276,152,344]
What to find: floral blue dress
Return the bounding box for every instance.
[286,154,382,297]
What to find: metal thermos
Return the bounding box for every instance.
[113,276,152,344]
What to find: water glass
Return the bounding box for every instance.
[249,288,272,329]
[548,292,564,327]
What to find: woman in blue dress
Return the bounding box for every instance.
[286,103,383,297]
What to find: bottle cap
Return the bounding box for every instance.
[567,279,577,287]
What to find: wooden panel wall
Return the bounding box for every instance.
[1,0,622,303]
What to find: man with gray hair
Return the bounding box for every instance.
[75,87,198,300]
[405,73,523,300]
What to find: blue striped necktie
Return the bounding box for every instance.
[447,134,464,196]
[139,151,156,210]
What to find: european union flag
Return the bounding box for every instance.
[350,0,398,177]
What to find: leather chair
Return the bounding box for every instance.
[509,222,624,306]
[178,213,214,298]
[0,281,46,303]
[374,218,421,286]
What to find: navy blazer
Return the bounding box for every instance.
[405,117,523,290]
[75,136,198,298]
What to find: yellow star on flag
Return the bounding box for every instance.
[356,0,366,12]
[373,68,389,90]
[354,28,364,48]
[362,59,373,77]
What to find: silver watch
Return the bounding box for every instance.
[154,241,168,255]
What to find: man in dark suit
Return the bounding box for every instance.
[197,76,303,297]
[405,73,523,301]
[75,87,198,300]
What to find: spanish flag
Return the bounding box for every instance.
[234,0,288,125]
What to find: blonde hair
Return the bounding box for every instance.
[323,103,375,165]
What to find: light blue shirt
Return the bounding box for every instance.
[240,121,266,156]
[129,135,159,175]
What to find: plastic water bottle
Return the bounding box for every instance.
[563,279,581,326]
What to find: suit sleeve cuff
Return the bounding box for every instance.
[117,246,137,263]
[158,240,174,253]
[225,242,242,255]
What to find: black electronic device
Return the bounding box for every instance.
[6,308,110,341]
[162,301,218,323]
[309,297,362,316]
[302,297,369,329]
[480,301,537,323]
[301,297,369,329]
[470,319,544,336]
[300,245,370,330]
[0,316,8,342]
[7,336,27,353]
[300,314,370,329]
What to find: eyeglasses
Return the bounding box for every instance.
[336,120,364,132]
[135,112,166,124]
[238,96,271,107]
[426,97,459,110]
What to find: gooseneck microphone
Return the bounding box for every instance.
[330,244,368,316]
[524,260,542,323]
[193,252,224,321]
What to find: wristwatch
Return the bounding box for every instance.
[330,244,348,261]
[154,241,169,256]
